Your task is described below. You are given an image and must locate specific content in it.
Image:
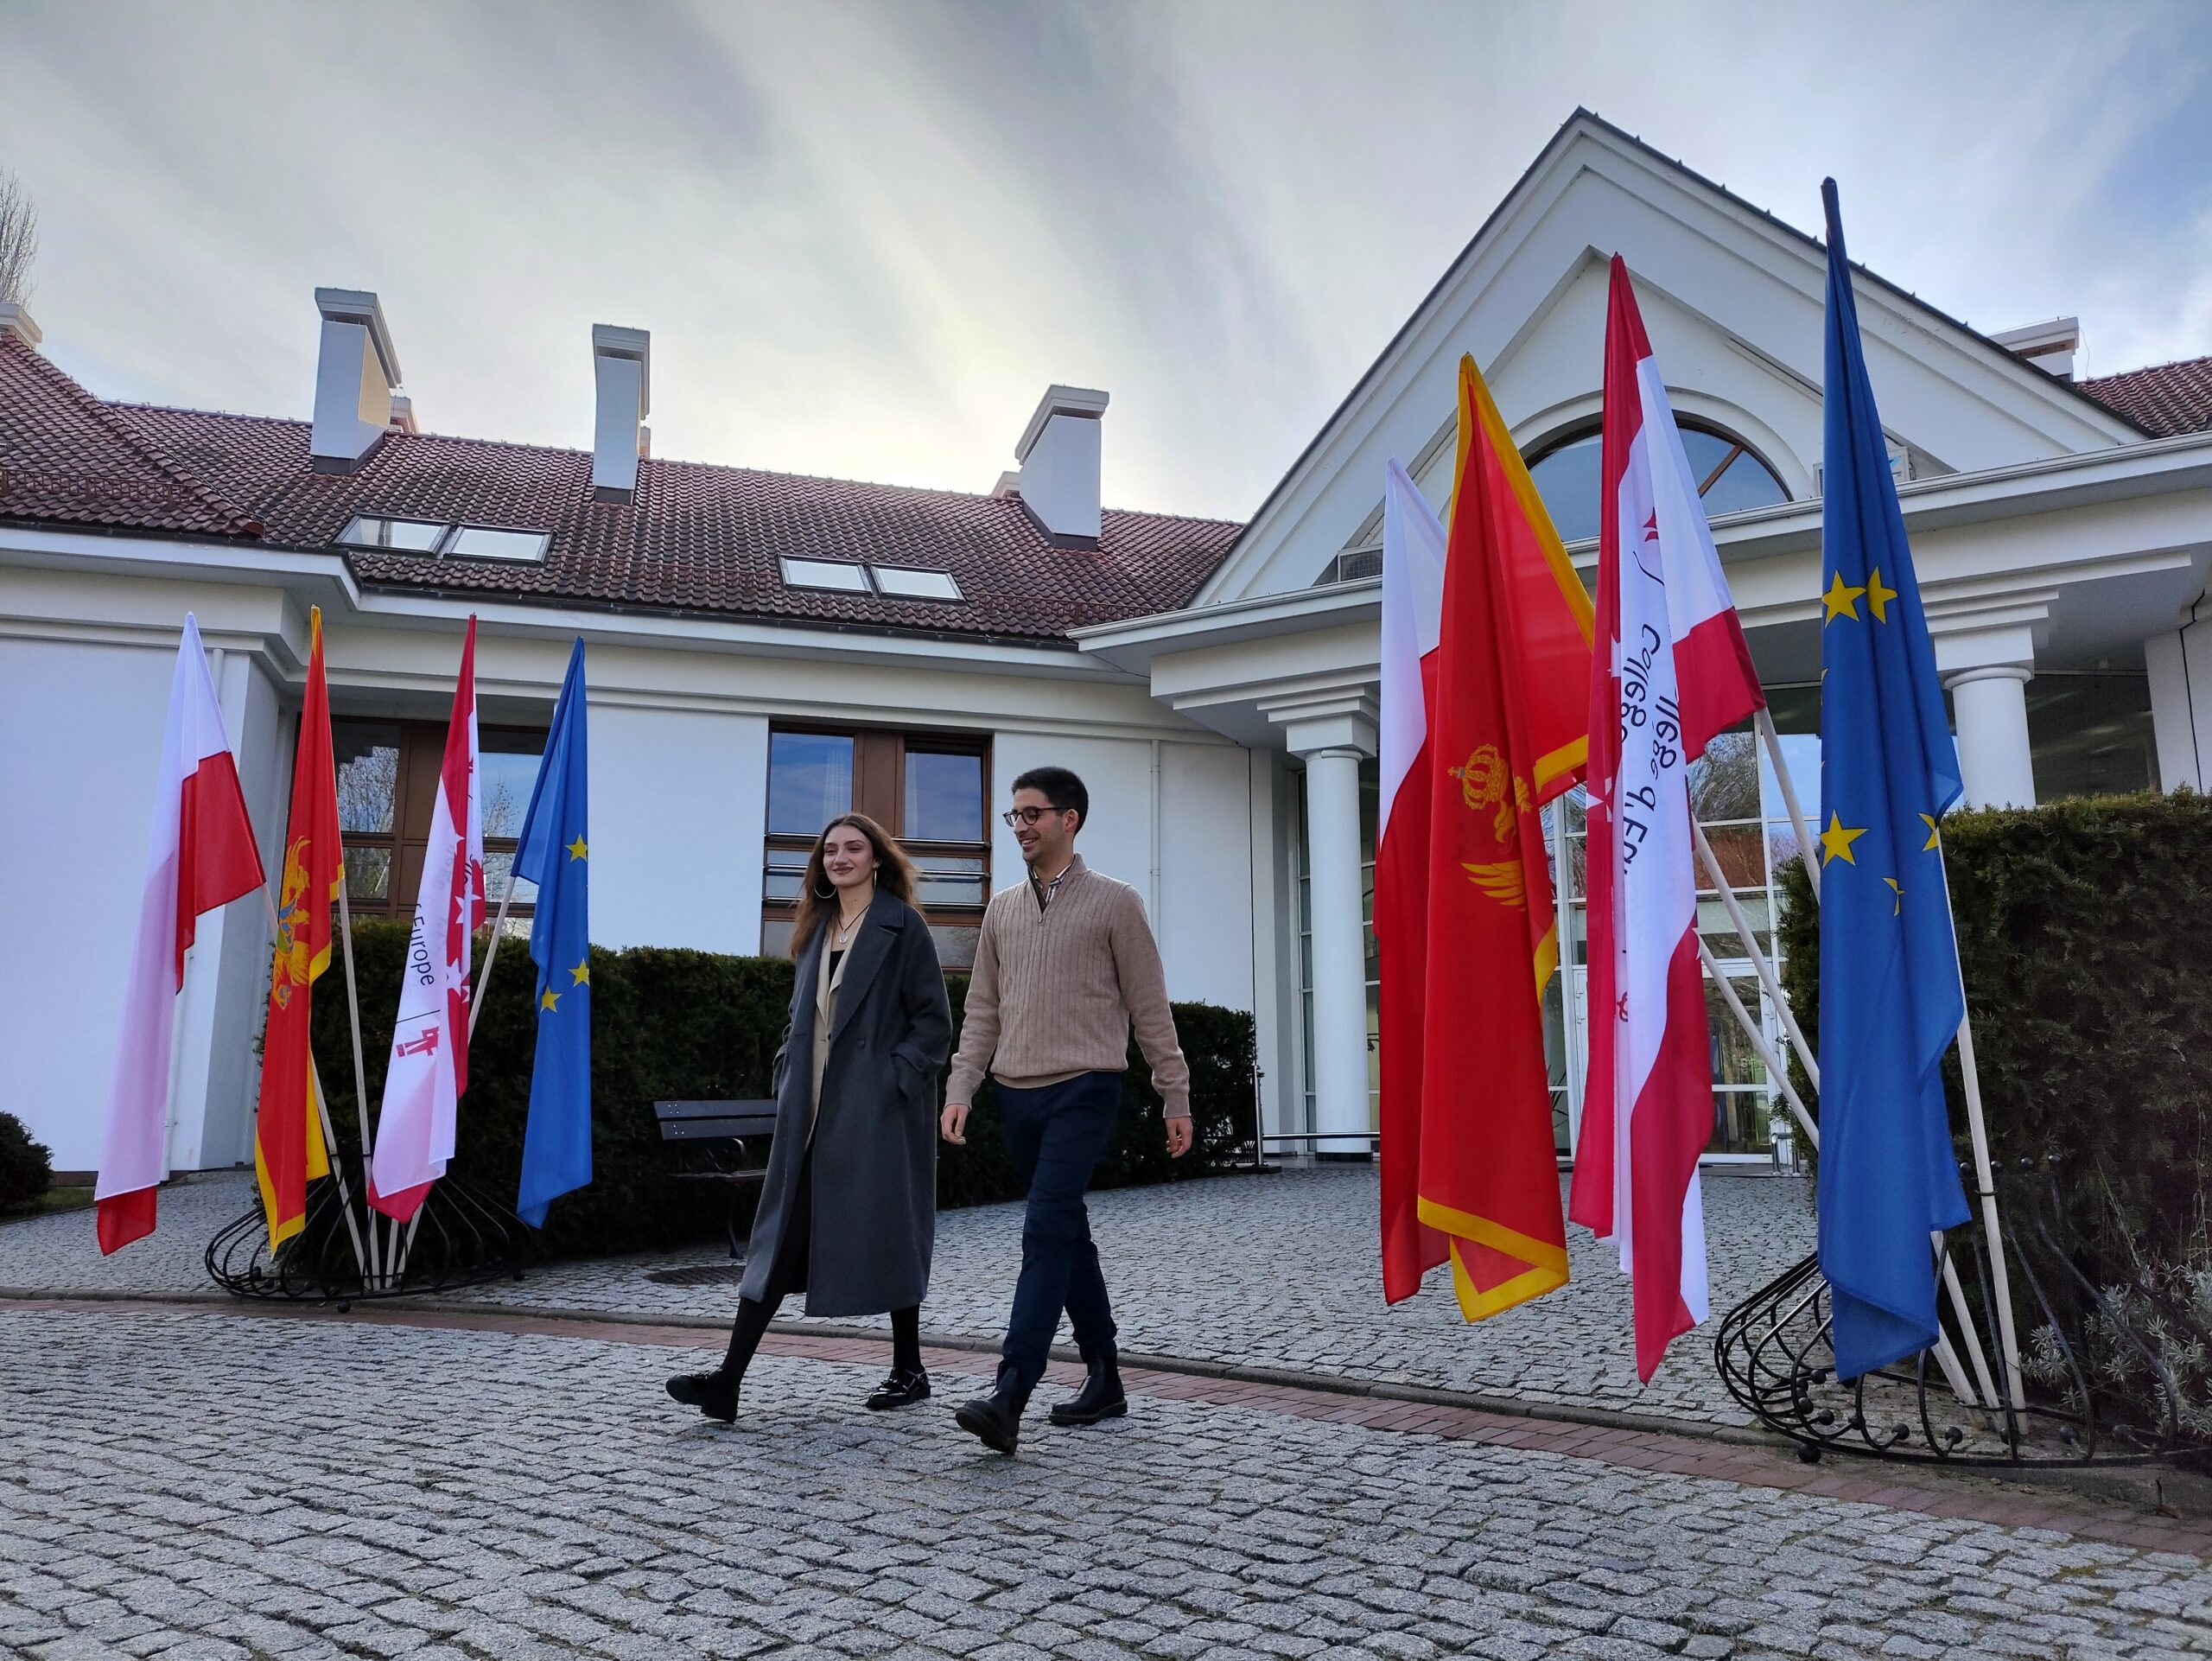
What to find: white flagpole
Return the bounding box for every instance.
[256,887,371,1284]
[1695,933,1986,1411]
[1693,821,1817,1083]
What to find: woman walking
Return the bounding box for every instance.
[665,812,950,1422]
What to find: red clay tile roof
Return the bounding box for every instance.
[2076,355,2212,438]
[0,337,1243,643]
[0,334,264,537]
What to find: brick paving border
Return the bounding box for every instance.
[13,1294,2209,1563]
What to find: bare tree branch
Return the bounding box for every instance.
[0,170,41,307]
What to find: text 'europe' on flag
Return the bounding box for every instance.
[1815,179,1972,1381]
[1568,258,1766,1381]
[514,638,593,1229]
[96,614,267,1253]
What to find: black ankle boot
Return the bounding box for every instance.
[953,1384,1025,1454]
[665,1370,739,1424]
[866,1366,931,1410]
[1049,1361,1128,1427]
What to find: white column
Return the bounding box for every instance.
[1267,690,1378,1160]
[1301,747,1372,1156]
[2145,600,2212,791]
[1944,667,2037,809]
[1932,619,2038,810]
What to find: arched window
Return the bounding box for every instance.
[1524,420,1789,544]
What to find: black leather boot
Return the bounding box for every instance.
[665,1370,739,1424]
[1049,1361,1128,1427]
[866,1366,931,1410]
[952,1384,1026,1454]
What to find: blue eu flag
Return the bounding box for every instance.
[514,639,591,1229]
[1815,181,1971,1379]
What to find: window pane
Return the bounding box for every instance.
[1705,977,1770,1087]
[480,730,546,841]
[1694,823,1766,893]
[338,516,445,551]
[1526,430,1601,544]
[334,721,402,833]
[1758,729,1821,826]
[780,557,870,593]
[904,749,983,843]
[912,853,988,907]
[447,526,549,562]
[1700,449,1790,519]
[760,919,794,959]
[1688,731,1761,822]
[930,924,980,972]
[763,850,811,903]
[1711,1091,1774,1155]
[344,844,391,903]
[769,732,854,836]
[872,566,963,601]
[483,849,538,907]
[1679,428,1738,487]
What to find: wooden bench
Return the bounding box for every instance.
[652,1099,779,1260]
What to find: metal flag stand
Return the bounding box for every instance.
[1703,710,2187,1465]
[207,873,528,1307]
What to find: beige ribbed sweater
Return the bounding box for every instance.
[945,856,1192,1118]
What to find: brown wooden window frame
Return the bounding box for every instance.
[760,722,992,968]
[333,716,548,922]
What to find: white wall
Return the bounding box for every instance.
[589,703,768,954]
[0,636,186,1172]
[1156,742,1255,1009]
[989,732,1155,905]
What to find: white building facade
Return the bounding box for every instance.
[5,112,2210,1181]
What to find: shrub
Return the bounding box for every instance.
[1777,789,2212,1437]
[0,1111,54,1214]
[314,921,1256,1259]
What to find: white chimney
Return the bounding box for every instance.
[591,324,651,501]
[0,303,41,351]
[1010,385,1109,543]
[310,288,403,473]
[387,393,419,435]
[1993,317,2082,382]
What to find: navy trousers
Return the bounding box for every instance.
[993,1072,1122,1401]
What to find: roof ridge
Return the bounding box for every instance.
[5,340,264,537]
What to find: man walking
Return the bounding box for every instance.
[941,765,1192,1454]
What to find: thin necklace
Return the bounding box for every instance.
[833,892,869,943]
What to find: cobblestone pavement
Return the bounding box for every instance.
[2,1168,1815,1427]
[4,1305,2208,1661]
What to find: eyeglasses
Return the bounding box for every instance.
[1001,805,1068,827]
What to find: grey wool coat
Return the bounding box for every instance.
[737,888,951,1315]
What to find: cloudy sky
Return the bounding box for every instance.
[4,1,2208,521]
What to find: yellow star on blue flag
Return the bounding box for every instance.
[1815,181,1971,1384]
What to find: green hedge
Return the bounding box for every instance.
[0,1111,53,1215]
[1777,791,2212,1435]
[312,921,1256,1260]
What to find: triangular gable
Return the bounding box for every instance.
[1200,109,2143,607]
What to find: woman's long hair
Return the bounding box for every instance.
[791,811,923,957]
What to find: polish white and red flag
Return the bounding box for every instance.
[1568,258,1765,1379]
[1376,459,1450,1300]
[369,617,484,1221]
[96,614,266,1253]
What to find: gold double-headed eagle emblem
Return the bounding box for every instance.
[1449,745,1532,910]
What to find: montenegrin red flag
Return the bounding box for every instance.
[95,614,265,1254]
[369,617,484,1222]
[1381,354,1593,1321]
[253,606,340,1250]
[1568,258,1765,1378]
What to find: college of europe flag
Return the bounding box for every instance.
[1815,179,1971,1380]
[513,638,592,1228]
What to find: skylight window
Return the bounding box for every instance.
[780,557,871,593]
[446,525,550,562]
[869,565,963,601]
[339,516,447,552]
[333,518,550,563]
